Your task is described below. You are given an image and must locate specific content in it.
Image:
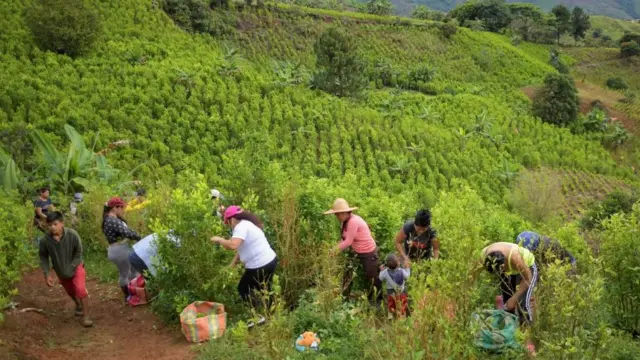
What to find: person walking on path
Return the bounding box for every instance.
[481,242,538,324]
[394,209,440,265]
[34,187,55,232]
[103,197,142,303]
[39,211,93,327]
[210,206,278,328]
[324,198,382,305]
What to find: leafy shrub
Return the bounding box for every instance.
[620,41,640,57]
[365,0,394,16]
[312,27,368,98]
[162,0,211,33]
[606,77,628,90]
[412,5,445,21]
[149,174,239,323]
[438,22,458,39]
[450,0,512,33]
[549,48,569,74]
[508,169,565,224]
[600,204,640,334]
[580,190,637,230]
[0,195,33,322]
[25,0,100,57]
[533,73,580,127]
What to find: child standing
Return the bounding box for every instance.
[379,254,410,318]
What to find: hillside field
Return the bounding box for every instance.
[1,1,640,359]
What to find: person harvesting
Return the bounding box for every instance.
[210,206,278,328]
[102,197,142,303]
[516,231,576,270]
[324,198,382,305]
[394,209,440,264]
[379,253,411,319]
[39,211,93,327]
[481,242,537,324]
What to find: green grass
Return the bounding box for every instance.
[590,15,640,42]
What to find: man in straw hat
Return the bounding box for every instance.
[324,198,382,305]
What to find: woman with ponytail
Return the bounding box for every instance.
[102,197,142,303]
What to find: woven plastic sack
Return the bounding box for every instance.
[127,275,148,306]
[180,301,227,343]
[471,309,520,352]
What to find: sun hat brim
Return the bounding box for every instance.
[323,207,358,215]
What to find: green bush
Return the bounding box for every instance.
[364,0,394,16]
[311,27,368,97]
[0,195,33,322]
[606,77,628,90]
[25,0,100,57]
[601,204,640,334]
[162,0,211,33]
[620,41,640,57]
[581,190,637,230]
[532,73,580,127]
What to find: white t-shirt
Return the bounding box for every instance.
[232,220,276,269]
[132,233,180,276]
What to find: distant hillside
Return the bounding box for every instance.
[402,0,640,19]
[590,15,640,40]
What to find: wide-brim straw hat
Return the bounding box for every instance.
[323,198,358,215]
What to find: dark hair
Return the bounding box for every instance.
[136,188,146,196]
[39,187,50,194]
[339,212,353,236]
[46,211,64,223]
[233,211,263,230]
[484,251,505,274]
[414,209,431,228]
[386,254,399,270]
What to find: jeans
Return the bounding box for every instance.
[128,250,148,277]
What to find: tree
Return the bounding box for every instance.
[551,4,571,44]
[621,41,640,57]
[366,0,394,16]
[25,0,100,57]
[532,73,579,127]
[311,28,368,98]
[570,6,590,44]
[450,0,512,33]
[412,5,445,21]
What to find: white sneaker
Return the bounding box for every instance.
[247,315,266,329]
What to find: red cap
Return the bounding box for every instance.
[107,197,126,208]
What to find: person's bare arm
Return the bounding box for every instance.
[432,237,440,259]
[230,252,239,267]
[35,207,46,220]
[395,230,408,259]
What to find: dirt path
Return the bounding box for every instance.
[0,270,195,360]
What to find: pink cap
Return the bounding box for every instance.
[223,206,243,222]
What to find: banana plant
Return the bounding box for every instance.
[30,124,119,195]
[0,148,19,195]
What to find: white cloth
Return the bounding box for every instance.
[232,220,276,269]
[132,233,180,276]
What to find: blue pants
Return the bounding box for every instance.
[128,250,148,277]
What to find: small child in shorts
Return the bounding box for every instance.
[379,253,411,318]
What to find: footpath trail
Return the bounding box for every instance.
[0,270,194,360]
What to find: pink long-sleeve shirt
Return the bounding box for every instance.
[339,214,377,254]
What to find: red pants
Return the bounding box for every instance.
[387,293,408,315]
[59,264,88,299]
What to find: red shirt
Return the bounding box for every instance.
[339,214,377,254]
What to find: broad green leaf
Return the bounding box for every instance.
[71,177,93,191]
[3,159,19,194]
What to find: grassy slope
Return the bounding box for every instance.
[590,15,640,40]
[0,1,634,209]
